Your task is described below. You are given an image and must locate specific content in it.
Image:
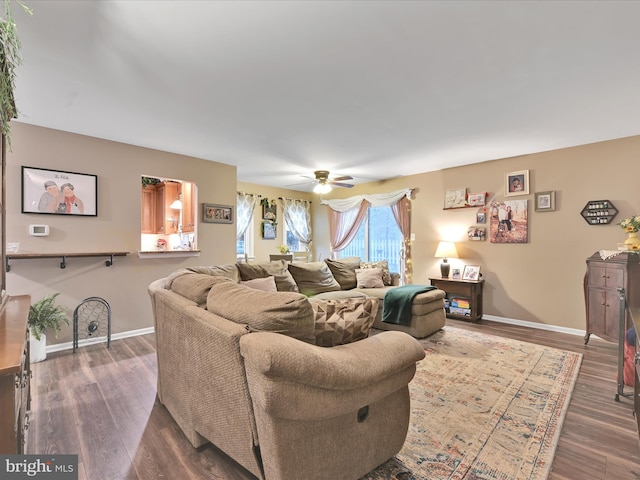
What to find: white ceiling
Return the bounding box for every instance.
[12,1,640,191]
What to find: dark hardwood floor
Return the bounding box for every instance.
[27,319,640,480]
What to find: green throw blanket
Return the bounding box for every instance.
[382,285,436,326]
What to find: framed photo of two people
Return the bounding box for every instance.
[21,166,97,216]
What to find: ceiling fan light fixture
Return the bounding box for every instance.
[313,182,332,194]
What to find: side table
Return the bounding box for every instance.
[429,277,483,322]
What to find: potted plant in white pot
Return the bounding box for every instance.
[28,293,69,363]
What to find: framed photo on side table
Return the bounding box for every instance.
[462,265,481,281]
[535,191,556,212]
[451,268,461,280]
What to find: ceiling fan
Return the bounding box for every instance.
[309,170,354,194]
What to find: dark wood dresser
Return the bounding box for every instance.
[0,295,31,454]
[631,307,640,441]
[584,252,640,343]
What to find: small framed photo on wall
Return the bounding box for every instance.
[203,204,233,224]
[467,192,487,206]
[535,191,556,212]
[476,211,486,224]
[505,170,529,197]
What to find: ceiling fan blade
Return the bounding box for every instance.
[330,175,353,182]
[286,180,315,187]
[329,181,354,188]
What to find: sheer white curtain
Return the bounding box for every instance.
[321,189,413,211]
[322,189,415,279]
[281,198,312,249]
[236,192,258,240]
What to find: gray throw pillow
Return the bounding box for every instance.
[324,256,361,290]
[171,273,234,306]
[288,261,341,296]
[237,260,299,292]
[206,280,315,344]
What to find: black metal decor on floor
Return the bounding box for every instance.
[73,297,111,353]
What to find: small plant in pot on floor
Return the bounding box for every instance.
[29,293,69,363]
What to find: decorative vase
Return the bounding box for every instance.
[30,331,47,363]
[624,231,640,246]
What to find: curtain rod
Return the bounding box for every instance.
[278,197,312,203]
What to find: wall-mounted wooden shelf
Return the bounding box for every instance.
[6,252,130,271]
[580,200,618,225]
[443,205,479,211]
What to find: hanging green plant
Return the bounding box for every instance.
[0,0,32,145]
[141,176,160,188]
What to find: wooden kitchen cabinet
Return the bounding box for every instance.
[155,182,180,235]
[141,185,156,234]
[0,295,31,454]
[584,252,640,343]
[180,182,196,233]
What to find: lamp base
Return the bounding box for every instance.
[440,261,450,278]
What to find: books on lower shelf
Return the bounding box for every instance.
[445,296,471,316]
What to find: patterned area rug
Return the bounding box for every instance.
[362,326,582,480]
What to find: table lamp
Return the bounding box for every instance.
[434,241,459,278]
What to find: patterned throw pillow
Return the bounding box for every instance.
[355,268,384,288]
[311,297,379,347]
[360,260,392,286]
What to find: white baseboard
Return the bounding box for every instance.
[46,327,156,354]
[44,315,593,355]
[481,314,595,339]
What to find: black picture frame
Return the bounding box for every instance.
[21,166,97,216]
[203,203,233,224]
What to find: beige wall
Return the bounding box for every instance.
[7,122,640,345]
[313,135,640,331]
[7,123,238,345]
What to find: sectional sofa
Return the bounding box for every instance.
[148,265,428,479]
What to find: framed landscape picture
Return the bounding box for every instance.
[21,166,97,216]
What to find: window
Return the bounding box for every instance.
[284,222,301,253]
[338,206,403,273]
[236,222,254,259]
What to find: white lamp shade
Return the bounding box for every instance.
[434,241,459,259]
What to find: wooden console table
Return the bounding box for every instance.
[429,277,483,322]
[6,251,130,271]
